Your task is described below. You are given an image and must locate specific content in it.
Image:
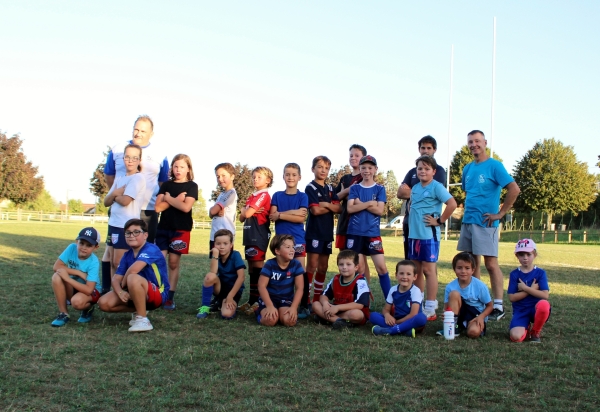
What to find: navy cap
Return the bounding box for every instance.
[359,155,377,166]
[76,227,101,246]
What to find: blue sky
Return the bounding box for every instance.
[1,1,598,204]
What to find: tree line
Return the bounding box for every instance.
[1,129,598,228]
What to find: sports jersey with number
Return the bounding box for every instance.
[116,242,170,302]
[347,183,386,238]
[260,258,304,302]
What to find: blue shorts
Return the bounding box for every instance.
[257,297,293,313]
[107,226,129,250]
[408,238,440,262]
[306,239,332,255]
[458,298,486,336]
[510,305,552,329]
[345,234,384,256]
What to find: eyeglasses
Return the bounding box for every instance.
[124,230,145,238]
[124,156,140,162]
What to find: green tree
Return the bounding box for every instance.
[90,147,110,199]
[211,163,253,213]
[0,131,44,206]
[24,189,58,211]
[384,170,402,217]
[513,138,596,228]
[193,189,208,220]
[448,145,504,207]
[67,199,84,214]
[327,165,352,188]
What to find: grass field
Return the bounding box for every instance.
[1,222,599,411]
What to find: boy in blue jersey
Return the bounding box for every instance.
[346,155,391,298]
[269,163,310,318]
[305,156,341,305]
[98,218,170,333]
[257,234,305,327]
[197,229,246,320]
[437,252,493,338]
[371,260,427,337]
[50,227,102,327]
[408,155,457,321]
[313,250,370,329]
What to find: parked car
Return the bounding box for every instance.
[385,215,404,228]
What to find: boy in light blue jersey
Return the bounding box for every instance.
[408,155,456,321]
[51,227,102,326]
[346,155,391,298]
[437,252,493,339]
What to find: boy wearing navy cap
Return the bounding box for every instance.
[51,227,102,326]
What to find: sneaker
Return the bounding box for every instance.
[196,306,211,319]
[163,300,176,311]
[332,318,354,330]
[243,302,259,315]
[78,306,95,323]
[51,313,70,327]
[372,325,391,336]
[297,307,311,320]
[423,307,437,321]
[529,330,541,343]
[313,314,329,325]
[129,312,138,326]
[489,308,505,321]
[404,328,416,338]
[209,299,221,313]
[128,317,153,332]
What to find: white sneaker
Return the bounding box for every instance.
[129,312,138,326]
[128,316,153,332]
[423,307,437,321]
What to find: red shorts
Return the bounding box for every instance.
[156,229,190,255]
[294,243,306,258]
[335,235,347,250]
[126,282,163,311]
[90,289,101,304]
[244,245,266,261]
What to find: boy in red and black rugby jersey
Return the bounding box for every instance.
[335,144,371,281]
[238,166,273,315]
[305,156,341,305]
[312,250,370,329]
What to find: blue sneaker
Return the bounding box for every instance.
[78,306,94,323]
[256,314,262,324]
[163,300,176,311]
[372,325,391,336]
[404,328,416,338]
[51,313,70,327]
[196,306,210,319]
[297,307,310,320]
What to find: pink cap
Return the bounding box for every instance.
[515,238,536,253]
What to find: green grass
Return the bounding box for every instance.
[1,222,599,411]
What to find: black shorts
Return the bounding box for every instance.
[458,298,487,336]
[212,284,243,307]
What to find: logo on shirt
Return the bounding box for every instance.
[286,271,291,278]
[478,174,485,183]
[271,272,284,280]
[139,253,150,259]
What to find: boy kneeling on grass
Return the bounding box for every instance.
[436,252,493,338]
[98,218,170,333]
[51,227,102,327]
[312,249,371,330]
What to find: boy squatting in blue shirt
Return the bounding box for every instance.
[50,227,102,327]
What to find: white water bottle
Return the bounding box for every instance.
[443,310,455,340]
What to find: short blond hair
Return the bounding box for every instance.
[252,166,274,188]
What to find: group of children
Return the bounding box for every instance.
[50,144,551,342]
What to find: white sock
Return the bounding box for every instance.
[425,300,437,310]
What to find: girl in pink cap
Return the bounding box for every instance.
[508,239,551,343]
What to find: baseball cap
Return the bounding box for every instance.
[77,227,101,246]
[514,238,536,253]
[359,155,377,166]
